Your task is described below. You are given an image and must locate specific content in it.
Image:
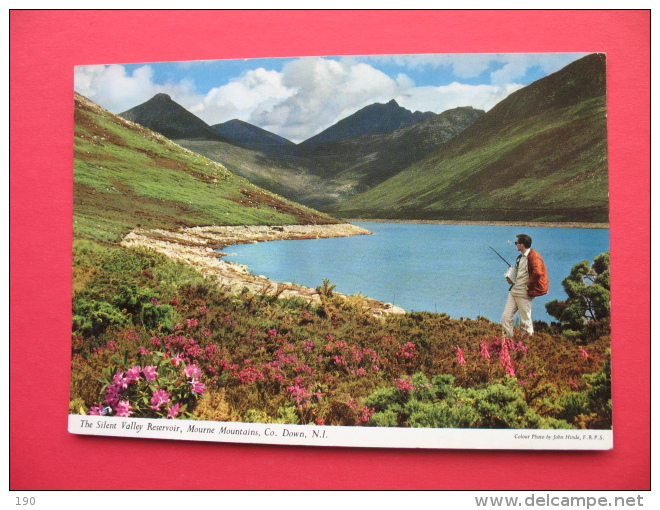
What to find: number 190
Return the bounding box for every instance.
[16,497,36,506]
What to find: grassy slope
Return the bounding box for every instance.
[329,59,608,223]
[74,94,337,244]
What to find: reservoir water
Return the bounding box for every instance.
[223,222,610,324]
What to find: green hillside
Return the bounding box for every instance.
[328,54,608,223]
[74,93,337,244]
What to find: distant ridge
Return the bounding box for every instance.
[120,93,235,143]
[212,119,297,159]
[329,53,609,223]
[296,99,435,153]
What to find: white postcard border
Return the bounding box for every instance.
[69,414,612,450]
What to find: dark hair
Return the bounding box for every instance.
[516,234,532,248]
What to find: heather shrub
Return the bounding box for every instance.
[365,373,573,429]
[73,299,128,337]
[71,242,611,429]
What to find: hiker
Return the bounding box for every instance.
[501,234,548,338]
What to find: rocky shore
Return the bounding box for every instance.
[121,223,406,316]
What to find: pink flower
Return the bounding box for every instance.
[167,403,182,419]
[184,364,202,379]
[104,384,122,405]
[268,329,278,336]
[112,372,128,389]
[150,297,160,305]
[142,365,158,381]
[190,380,205,395]
[115,400,133,417]
[138,347,150,356]
[480,341,491,359]
[499,341,515,376]
[579,347,590,358]
[150,389,171,410]
[186,318,199,328]
[456,346,467,365]
[170,354,183,366]
[125,366,142,384]
[170,298,179,305]
[88,405,104,415]
[395,377,416,392]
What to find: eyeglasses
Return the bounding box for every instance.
[515,241,523,245]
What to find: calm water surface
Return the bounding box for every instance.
[223,222,610,324]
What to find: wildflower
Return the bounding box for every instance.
[202,327,211,336]
[115,400,133,417]
[151,336,161,346]
[112,372,128,389]
[170,353,183,366]
[170,298,179,306]
[568,380,579,389]
[150,297,160,305]
[184,364,202,379]
[138,346,149,356]
[456,346,467,365]
[88,405,104,415]
[150,389,171,410]
[499,341,515,377]
[190,380,205,395]
[125,366,142,384]
[395,377,416,392]
[142,365,158,381]
[480,341,491,358]
[186,318,199,328]
[579,347,590,358]
[104,384,122,405]
[268,329,278,336]
[167,403,182,419]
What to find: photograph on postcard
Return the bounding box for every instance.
[68,53,612,449]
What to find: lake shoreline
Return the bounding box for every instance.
[344,218,609,229]
[121,223,406,317]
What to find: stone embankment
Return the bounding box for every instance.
[121,224,405,316]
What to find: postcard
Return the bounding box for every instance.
[68,52,612,450]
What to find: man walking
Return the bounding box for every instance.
[501,234,549,338]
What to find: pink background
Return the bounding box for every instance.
[10,10,650,490]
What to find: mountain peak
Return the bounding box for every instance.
[298,99,435,152]
[120,94,232,143]
[152,93,173,101]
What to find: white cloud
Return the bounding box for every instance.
[74,54,587,144]
[188,68,295,129]
[74,64,201,114]
[396,82,525,114]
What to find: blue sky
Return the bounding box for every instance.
[75,53,588,143]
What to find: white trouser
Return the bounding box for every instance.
[501,292,534,338]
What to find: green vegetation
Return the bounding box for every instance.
[328,54,608,223]
[71,241,612,429]
[329,98,608,222]
[74,93,336,244]
[546,252,611,342]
